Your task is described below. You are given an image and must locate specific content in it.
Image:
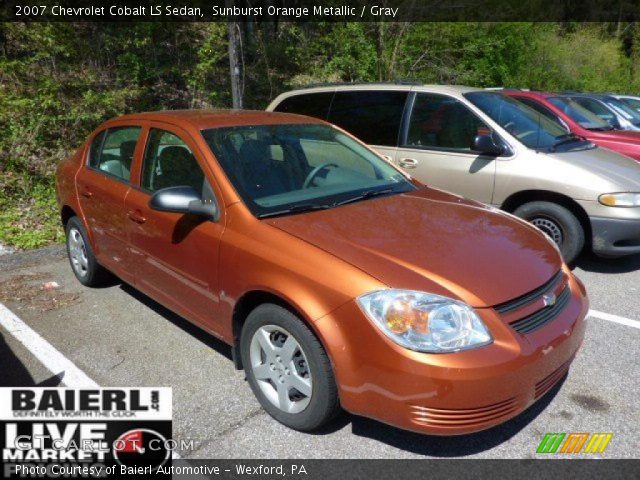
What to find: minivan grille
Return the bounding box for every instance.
[509,286,571,334]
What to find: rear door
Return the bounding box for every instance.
[125,123,225,336]
[393,92,497,204]
[76,125,142,283]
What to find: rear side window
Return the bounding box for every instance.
[327,91,408,147]
[88,126,141,182]
[141,129,205,194]
[273,92,334,119]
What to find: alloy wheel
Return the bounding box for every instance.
[249,325,312,414]
[68,227,89,278]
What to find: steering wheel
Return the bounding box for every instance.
[302,163,338,189]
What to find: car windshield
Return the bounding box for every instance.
[201,123,414,218]
[603,97,640,126]
[618,96,640,113]
[465,92,590,151]
[547,97,612,130]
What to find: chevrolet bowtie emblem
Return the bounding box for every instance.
[543,292,557,307]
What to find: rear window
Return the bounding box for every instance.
[327,91,408,147]
[273,92,333,119]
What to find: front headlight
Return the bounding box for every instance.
[599,192,640,207]
[357,290,493,353]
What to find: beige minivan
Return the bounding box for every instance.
[268,84,640,263]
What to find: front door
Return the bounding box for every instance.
[394,92,497,204]
[125,124,225,336]
[76,126,142,282]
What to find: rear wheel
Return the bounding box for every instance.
[65,216,109,286]
[513,201,585,263]
[240,304,340,431]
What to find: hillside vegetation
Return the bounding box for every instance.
[2,22,640,248]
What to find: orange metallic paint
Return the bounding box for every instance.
[56,110,588,435]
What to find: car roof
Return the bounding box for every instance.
[280,83,482,96]
[108,109,325,130]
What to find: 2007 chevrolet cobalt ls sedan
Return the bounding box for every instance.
[56,110,588,434]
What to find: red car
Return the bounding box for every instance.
[505,90,640,161]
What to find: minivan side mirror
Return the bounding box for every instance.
[149,186,218,220]
[472,134,505,156]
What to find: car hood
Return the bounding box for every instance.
[589,129,640,145]
[548,146,640,190]
[265,188,562,308]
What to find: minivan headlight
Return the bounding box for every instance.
[356,290,493,353]
[599,192,640,207]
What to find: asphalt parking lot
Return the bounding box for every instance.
[0,246,638,459]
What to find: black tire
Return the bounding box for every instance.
[513,201,585,264]
[65,216,110,287]
[240,303,340,431]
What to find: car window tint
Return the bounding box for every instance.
[89,127,141,182]
[572,98,618,125]
[621,97,640,112]
[406,94,492,151]
[327,91,407,146]
[273,92,334,119]
[516,98,563,124]
[142,129,205,194]
[88,130,106,167]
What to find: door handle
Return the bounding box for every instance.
[81,189,93,199]
[127,211,147,224]
[398,157,419,169]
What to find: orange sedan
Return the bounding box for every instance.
[56,110,588,434]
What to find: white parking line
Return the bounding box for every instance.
[0,302,98,388]
[588,309,640,330]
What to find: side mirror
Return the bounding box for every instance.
[472,134,504,156]
[149,186,218,220]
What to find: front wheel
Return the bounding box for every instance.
[513,201,585,264]
[240,304,340,431]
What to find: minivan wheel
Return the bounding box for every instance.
[240,304,340,431]
[65,216,109,286]
[513,201,585,263]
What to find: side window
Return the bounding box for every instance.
[89,127,141,182]
[516,97,569,131]
[273,92,334,119]
[327,91,408,146]
[141,129,206,194]
[406,94,492,152]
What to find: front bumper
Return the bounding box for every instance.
[316,273,588,435]
[591,216,640,257]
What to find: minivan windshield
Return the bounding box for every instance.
[202,123,414,218]
[547,96,612,130]
[465,92,592,152]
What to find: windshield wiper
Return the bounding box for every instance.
[549,133,586,152]
[257,203,331,219]
[332,187,398,207]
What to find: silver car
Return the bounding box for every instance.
[268,84,640,263]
